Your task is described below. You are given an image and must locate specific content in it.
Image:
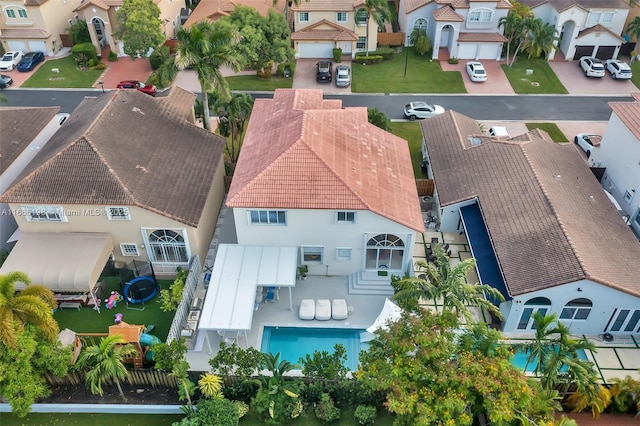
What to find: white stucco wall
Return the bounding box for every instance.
[501,280,640,335]
[232,208,416,276]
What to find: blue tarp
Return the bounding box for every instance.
[460,204,510,303]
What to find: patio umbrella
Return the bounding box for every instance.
[366,298,403,333]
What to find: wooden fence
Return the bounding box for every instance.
[377,32,405,47]
[416,179,435,196]
[45,368,179,388]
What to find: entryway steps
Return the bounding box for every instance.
[347,271,394,296]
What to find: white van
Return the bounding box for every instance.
[488,126,510,137]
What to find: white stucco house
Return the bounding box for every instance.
[590,93,640,239]
[519,0,630,61]
[420,110,640,336]
[397,0,511,60]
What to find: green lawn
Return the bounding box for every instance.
[352,48,466,93]
[0,413,183,426]
[227,75,293,91]
[54,276,174,341]
[501,58,568,94]
[525,122,569,142]
[389,121,425,178]
[21,56,103,88]
[632,60,640,89]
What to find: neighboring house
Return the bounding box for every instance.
[519,0,630,60]
[0,87,227,291]
[0,107,62,251]
[398,0,511,60]
[227,88,423,280]
[290,0,379,58]
[0,0,78,56]
[420,110,640,336]
[183,0,285,28]
[73,0,186,57]
[590,93,640,238]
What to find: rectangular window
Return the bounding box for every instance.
[302,246,323,263]
[106,206,131,220]
[469,10,492,24]
[517,308,533,330]
[18,9,27,18]
[7,10,16,18]
[611,309,630,332]
[624,310,640,332]
[588,12,601,25]
[601,12,614,24]
[356,10,367,25]
[336,211,355,223]
[23,205,66,222]
[336,248,352,260]
[120,243,139,256]
[624,190,634,204]
[337,12,347,23]
[249,210,286,225]
[299,12,309,22]
[356,36,366,49]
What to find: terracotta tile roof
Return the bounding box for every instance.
[0,88,226,228]
[577,24,625,43]
[495,0,513,9]
[184,0,284,28]
[74,0,122,12]
[631,93,640,102]
[292,0,363,12]
[433,6,464,22]
[458,32,507,42]
[24,0,49,5]
[405,0,435,13]
[227,89,424,232]
[608,98,640,141]
[292,19,358,41]
[519,0,628,12]
[421,111,640,297]
[0,28,50,39]
[0,107,59,175]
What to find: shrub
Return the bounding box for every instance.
[158,267,187,312]
[300,344,348,380]
[149,45,169,70]
[93,62,106,70]
[209,341,262,378]
[355,405,377,425]
[448,57,459,64]
[67,20,91,44]
[315,393,341,423]
[301,381,325,405]
[332,48,342,63]
[88,58,98,67]
[372,47,395,60]
[108,50,118,62]
[71,42,97,66]
[223,378,259,403]
[235,401,249,418]
[176,398,239,426]
[277,61,296,77]
[354,55,383,65]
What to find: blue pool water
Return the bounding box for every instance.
[261,327,364,371]
[511,347,588,373]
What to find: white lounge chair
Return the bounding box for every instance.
[315,299,331,321]
[332,299,348,320]
[299,299,315,320]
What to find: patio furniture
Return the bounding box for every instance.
[265,286,279,303]
[299,299,315,320]
[315,299,331,321]
[332,299,348,320]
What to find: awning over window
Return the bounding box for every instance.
[199,245,298,331]
[0,232,113,292]
[460,204,510,303]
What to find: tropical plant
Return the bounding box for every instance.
[354,405,377,425]
[523,22,559,60]
[174,397,240,426]
[299,344,348,379]
[114,0,165,58]
[367,107,391,131]
[609,375,640,414]
[199,373,224,399]
[152,338,188,371]
[355,0,392,57]
[499,11,523,65]
[625,16,640,42]
[66,19,91,44]
[213,92,254,166]
[314,392,341,423]
[158,267,187,312]
[409,28,432,56]
[566,384,612,418]
[391,245,504,322]
[76,335,138,401]
[175,21,241,131]
[209,341,262,378]
[0,271,58,347]
[254,352,302,424]
[172,359,196,412]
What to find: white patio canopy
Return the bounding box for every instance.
[0,232,114,291]
[199,245,298,334]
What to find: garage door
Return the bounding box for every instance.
[457,44,477,59]
[298,43,335,59]
[28,41,47,54]
[7,40,27,52]
[573,45,594,60]
[595,46,616,60]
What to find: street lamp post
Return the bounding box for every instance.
[404,45,409,78]
[98,81,104,93]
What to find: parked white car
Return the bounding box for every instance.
[574,133,601,158]
[465,61,487,82]
[403,101,445,120]
[579,57,605,78]
[605,59,632,79]
[0,51,23,71]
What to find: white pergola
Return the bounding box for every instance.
[198,245,298,351]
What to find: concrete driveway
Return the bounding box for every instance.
[441,60,515,94]
[292,59,352,94]
[548,60,637,95]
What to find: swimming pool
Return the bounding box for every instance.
[511,346,588,373]
[261,327,365,371]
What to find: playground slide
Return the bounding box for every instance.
[140,332,162,362]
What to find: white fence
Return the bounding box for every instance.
[166,255,201,344]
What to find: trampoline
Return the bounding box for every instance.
[123,276,159,304]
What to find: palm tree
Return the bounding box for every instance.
[392,245,504,323]
[626,16,640,42]
[367,107,391,131]
[510,16,541,66]
[175,21,241,132]
[213,93,254,165]
[76,335,138,401]
[355,0,392,56]
[524,22,559,60]
[0,271,58,347]
[499,12,523,65]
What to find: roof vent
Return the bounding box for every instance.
[470,136,482,147]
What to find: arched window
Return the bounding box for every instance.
[560,298,592,321]
[148,229,188,263]
[517,297,552,330]
[414,18,428,31]
[366,234,405,270]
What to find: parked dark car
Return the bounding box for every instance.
[116,80,157,96]
[17,51,45,72]
[316,61,332,83]
[0,74,13,89]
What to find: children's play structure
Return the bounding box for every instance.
[118,260,160,310]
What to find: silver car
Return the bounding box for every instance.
[335,65,351,87]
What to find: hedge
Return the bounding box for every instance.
[277,61,296,77]
[71,42,98,62]
[354,55,384,65]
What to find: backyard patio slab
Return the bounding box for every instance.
[616,348,640,369]
[591,347,622,369]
